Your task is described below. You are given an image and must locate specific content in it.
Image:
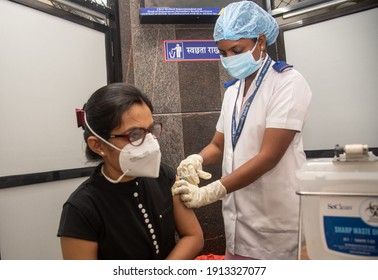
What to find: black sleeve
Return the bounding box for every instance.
[57,203,99,242]
[160,162,176,187]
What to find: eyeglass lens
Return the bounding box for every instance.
[129,122,162,146]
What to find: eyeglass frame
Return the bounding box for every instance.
[108,121,162,146]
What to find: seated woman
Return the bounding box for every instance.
[57,83,204,259]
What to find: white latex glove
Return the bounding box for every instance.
[171,180,227,208]
[176,154,212,185]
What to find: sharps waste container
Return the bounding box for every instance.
[296,144,378,259]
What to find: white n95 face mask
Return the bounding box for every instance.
[117,133,161,179]
[84,115,161,183]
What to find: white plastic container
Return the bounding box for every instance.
[296,157,378,259]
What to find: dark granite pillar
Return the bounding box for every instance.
[119,0,229,257]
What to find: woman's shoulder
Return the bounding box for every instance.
[159,162,176,181]
[140,163,176,200]
[65,176,99,206]
[270,61,305,80]
[222,80,240,102]
[224,79,240,91]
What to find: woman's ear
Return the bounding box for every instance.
[258,34,267,50]
[87,136,105,156]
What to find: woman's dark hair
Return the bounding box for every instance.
[83,83,153,161]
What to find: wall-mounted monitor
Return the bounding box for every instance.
[140,0,242,24]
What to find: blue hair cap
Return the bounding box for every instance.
[214,1,279,45]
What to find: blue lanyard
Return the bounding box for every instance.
[231,57,272,150]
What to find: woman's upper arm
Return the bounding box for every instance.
[200,131,224,166]
[166,195,204,259]
[260,128,297,165]
[173,195,203,239]
[60,237,98,260]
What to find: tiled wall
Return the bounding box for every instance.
[118,0,240,256]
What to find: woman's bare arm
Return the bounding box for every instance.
[165,195,204,259]
[60,237,98,260]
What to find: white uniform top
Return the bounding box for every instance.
[216,57,312,259]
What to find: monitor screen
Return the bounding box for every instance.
[140,0,242,24]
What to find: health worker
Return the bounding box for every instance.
[172,0,312,260]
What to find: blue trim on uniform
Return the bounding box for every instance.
[273,61,293,73]
[224,78,238,88]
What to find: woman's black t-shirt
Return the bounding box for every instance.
[57,163,176,260]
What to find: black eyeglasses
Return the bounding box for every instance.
[109,122,162,146]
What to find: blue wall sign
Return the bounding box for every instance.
[141,7,222,16]
[163,40,220,62]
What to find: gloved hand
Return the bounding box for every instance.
[176,154,212,185]
[171,180,227,208]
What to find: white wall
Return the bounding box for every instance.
[283,8,378,150]
[0,0,106,176]
[0,178,86,260]
[0,1,107,259]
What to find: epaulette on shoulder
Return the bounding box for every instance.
[273,61,293,73]
[223,78,238,88]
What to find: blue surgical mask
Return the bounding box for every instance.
[220,42,262,80]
